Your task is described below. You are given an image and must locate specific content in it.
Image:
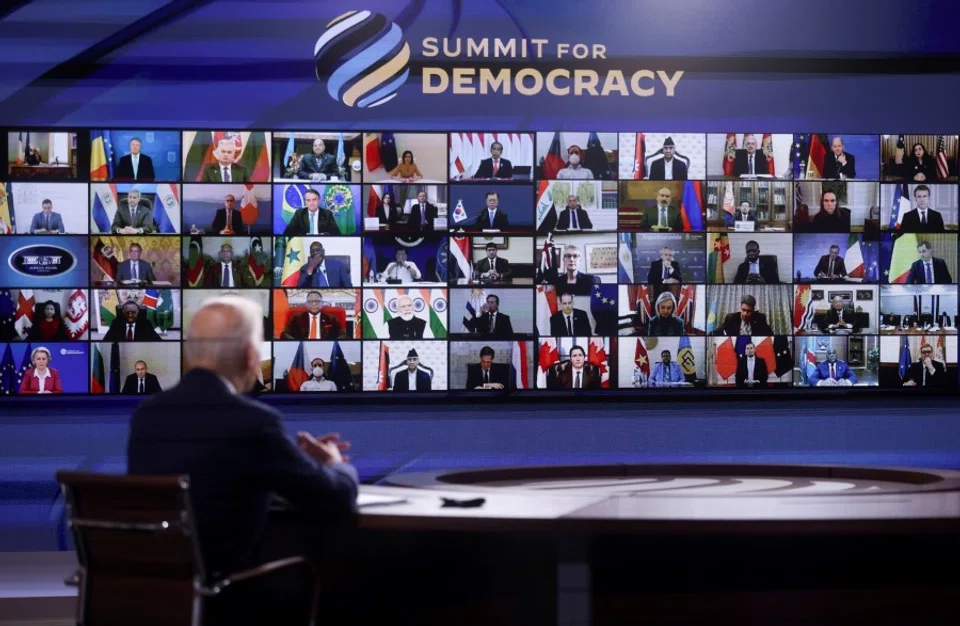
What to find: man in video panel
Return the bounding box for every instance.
[905,241,953,284]
[809,348,857,386]
[200,138,251,183]
[556,194,594,231]
[112,188,157,234]
[409,190,439,232]
[735,341,768,388]
[121,360,162,394]
[279,291,343,340]
[648,350,684,387]
[284,189,341,236]
[382,247,422,283]
[468,191,511,231]
[814,245,847,280]
[473,242,512,281]
[465,346,511,390]
[902,343,948,387]
[296,241,352,288]
[29,199,65,234]
[647,246,683,285]
[639,186,683,231]
[714,295,773,336]
[463,294,514,338]
[116,243,157,284]
[823,137,856,179]
[819,296,858,333]
[387,295,426,339]
[393,348,432,391]
[115,137,156,182]
[648,137,688,181]
[732,134,771,177]
[103,301,162,341]
[550,293,591,336]
[733,240,780,284]
[899,185,945,232]
[210,194,245,235]
[473,142,513,179]
[552,345,601,390]
[297,139,340,181]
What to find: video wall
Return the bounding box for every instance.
[1,129,959,395]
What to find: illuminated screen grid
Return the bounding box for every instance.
[1,130,958,395]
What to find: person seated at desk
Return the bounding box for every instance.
[555,145,593,180]
[814,245,848,280]
[24,148,41,166]
[466,346,511,390]
[409,191,439,231]
[29,199,65,233]
[296,139,340,181]
[111,189,157,234]
[388,150,423,181]
[736,341,768,388]
[468,191,510,231]
[280,291,342,339]
[732,134,771,177]
[556,194,593,231]
[473,242,511,281]
[820,296,858,333]
[204,243,251,288]
[809,349,857,386]
[714,294,773,336]
[462,294,514,338]
[121,360,162,395]
[647,246,682,285]
[550,292,591,336]
[284,189,341,236]
[103,301,162,341]
[552,345,601,390]
[18,346,62,394]
[906,240,952,284]
[300,358,338,391]
[809,191,851,232]
[733,202,757,223]
[126,295,358,625]
[115,137,155,182]
[648,349,684,387]
[550,244,599,295]
[823,137,856,179]
[210,194,245,235]
[646,292,686,336]
[199,137,251,183]
[393,348,431,391]
[648,137,688,181]
[902,343,948,387]
[897,142,937,182]
[116,243,157,284]
[473,141,512,179]
[898,185,945,232]
[382,247,421,283]
[296,241,351,288]
[639,186,682,231]
[733,240,779,284]
[387,295,426,339]
[28,300,67,341]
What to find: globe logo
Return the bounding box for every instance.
[314,10,411,108]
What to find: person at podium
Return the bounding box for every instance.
[29,199,65,234]
[382,247,421,283]
[735,341,768,388]
[468,191,510,231]
[814,244,847,280]
[639,186,682,231]
[473,142,513,179]
[284,189,341,236]
[902,343,948,387]
[296,139,340,181]
[386,295,426,339]
[819,296,858,333]
[648,349,684,387]
[116,243,156,284]
[809,349,857,386]
[103,300,162,341]
[473,242,511,282]
[210,194,245,235]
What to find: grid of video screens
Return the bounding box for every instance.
[1,130,959,394]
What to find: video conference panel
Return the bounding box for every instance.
[2,129,958,395]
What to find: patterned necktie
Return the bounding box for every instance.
[493,160,499,176]
[223,166,231,182]
[664,366,672,383]
[420,204,426,226]
[222,264,230,287]
[489,313,495,333]
[830,364,836,379]
[126,324,134,341]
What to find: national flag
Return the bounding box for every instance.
[376,342,390,391]
[588,338,610,388]
[677,335,696,379]
[633,133,646,179]
[90,344,105,394]
[366,185,380,218]
[633,337,650,387]
[236,131,271,182]
[328,341,356,391]
[380,132,398,173]
[675,284,697,331]
[584,132,611,179]
[754,337,777,380]
[186,236,204,287]
[511,341,529,390]
[721,181,735,218]
[538,233,556,280]
[617,232,635,283]
[806,134,828,178]
[354,289,362,339]
[281,237,305,287]
[888,183,910,230]
[329,184,357,235]
[365,134,382,171]
[96,289,120,329]
[535,285,558,336]
[0,183,14,234]
[936,334,945,362]
[471,132,486,177]
[541,131,565,179]
[705,297,719,335]
[894,135,905,167]
[240,183,259,229]
[335,132,346,173]
[423,288,447,338]
[93,238,119,282]
[13,289,34,339]
[590,284,617,336]
[773,335,793,378]
[450,235,471,280]
[151,290,174,332]
[142,289,159,312]
[0,344,16,395]
[0,290,16,340]
[707,232,730,283]
[535,180,558,232]
[800,340,817,385]
[793,284,815,332]
[15,133,24,166]
[184,131,215,182]
[451,198,467,223]
[91,184,117,233]
[679,180,704,231]
[936,135,950,180]
[792,134,809,179]
[462,288,485,333]
[361,289,390,339]
[761,133,776,175]
[450,134,465,177]
[634,283,653,324]
[283,134,295,170]
[14,342,32,391]
[287,341,309,392]
[845,233,865,278]
[109,342,120,393]
[715,337,737,381]
[153,183,179,233]
[361,236,377,282]
[247,236,265,286]
[90,130,114,181]
[898,336,911,380]
[280,183,308,227]
[64,289,88,340]
[537,338,560,389]
[722,133,737,177]
[888,232,919,283]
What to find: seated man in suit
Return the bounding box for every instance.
[553,345,601,390]
[639,186,683,231]
[648,350,684,387]
[648,137,688,181]
[29,198,65,233]
[820,296,859,333]
[809,349,857,386]
[715,294,773,336]
[469,191,510,231]
[902,343,948,387]
[733,201,757,223]
[906,240,953,284]
[111,188,158,234]
[550,292,592,336]
[473,141,513,179]
[409,190,439,231]
[115,243,157,283]
[297,241,351,288]
[733,240,780,284]
[204,243,249,288]
[121,360,162,394]
[199,137,251,183]
[466,346,512,390]
[210,194,245,234]
[556,194,594,230]
[736,341,768,388]
[115,137,155,182]
[550,244,600,296]
[393,348,431,391]
[732,134,771,177]
[647,246,683,284]
[296,138,340,181]
[462,294,514,338]
[387,295,426,339]
[127,295,357,625]
[823,137,856,179]
[103,300,162,341]
[382,247,422,283]
[284,189,341,236]
[473,242,512,281]
[899,185,945,232]
[814,245,848,280]
[280,291,342,339]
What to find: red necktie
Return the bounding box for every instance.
[126,324,134,341]
[492,160,499,176]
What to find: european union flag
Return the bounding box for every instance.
[590,284,617,335]
[0,344,16,395]
[380,132,398,172]
[898,337,911,380]
[328,341,355,392]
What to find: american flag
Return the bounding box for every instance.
[936,135,950,180]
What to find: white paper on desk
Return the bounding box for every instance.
[357,493,408,508]
[364,217,381,230]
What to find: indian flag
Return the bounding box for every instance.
[423,289,447,339]
[888,233,919,283]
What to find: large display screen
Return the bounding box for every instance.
[2,129,958,395]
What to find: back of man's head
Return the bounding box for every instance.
[184,295,263,391]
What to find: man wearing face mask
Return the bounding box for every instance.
[386,294,426,339]
[300,358,338,391]
[735,341,768,388]
[648,137,688,181]
[809,348,857,386]
[555,194,594,231]
[733,240,780,284]
[556,145,593,179]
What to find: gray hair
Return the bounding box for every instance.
[184,295,263,374]
[31,346,52,364]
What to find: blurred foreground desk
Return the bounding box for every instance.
[314,464,960,626]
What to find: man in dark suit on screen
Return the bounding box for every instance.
[210,194,246,234]
[819,296,858,333]
[902,343,948,387]
[550,293,592,336]
[472,141,513,179]
[466,346,512,390]
[732,135,771,177]
[121,360,162,394]
[387,295,427,339]
[714,295,773,336]
[393,349,432,391]
[462,294,514,338]
[555,195,594,231]
[906,240,952,284]
[473,242,512,281]
[733,240,780,284]
[735,341,768,388]
[647,137,688,181]
[296,241,352,288]
[284,189,341,236]
[127,295,358,624]
[551,345,601,390]
[469,191,510,231]
[200,138,251,183]
[639,186,683,231]
[296,138,340,181]
[814,245,848,280]
[114,137,156,182]
[822,137,856,179]
[103,301,162,342]
[899,185,945,232]
[409,190,439,231]
[647,246,683,284]
[115,243,157,284]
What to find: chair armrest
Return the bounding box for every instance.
[64,569,81,587]
[200,556,316,596]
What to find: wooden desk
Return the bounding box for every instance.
[8,165,75,180]
[880,327,957,335]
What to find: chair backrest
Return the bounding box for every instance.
[57,471,202,626]
[321,305,347,329]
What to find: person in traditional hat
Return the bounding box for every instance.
[648,136,688,181]
[392,348,432,391]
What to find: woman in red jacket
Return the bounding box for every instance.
[19,346,62,394]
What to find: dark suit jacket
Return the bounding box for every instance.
[279,311,342,340]
[116,259,157,283]
[733,258,780,284]
[473,157,513,179]
[121,373,162,395]
[211,209,245,234]
[552,364,601,390]
[904,360,948,387]
[115,154,155,181]
[809,209,851,232]
[473,257,512,280]
[906,258,952,284]
[393,369,432,391]
[376,204,402,228]
[296,153,340,179]
[29,211,65,233]
[283,208,341,236]
[647,260,682,284]
[409,202,439,230]
[552,271,600,296]
[466,363,512,390]
[736,356,768,388]
[386,316,426,340]
[470,209,510,231]
[899,208,946,232]
[822,152,856,179]
[556,208,593,230]
[733,151,771,177]
[111,200,157,233]
[203,262,252,288]
[733,209,756,222]
[296,259,351,288]
[820,307,858,332]
[813,255,847,278]
[127,368,359,577]
[102,318,162,342]
[200,163,251,183]
[716,312,773,336]
[550,309,592,336]
[648,158,688,181]
[463,312,514,338]
[640,205,683,231]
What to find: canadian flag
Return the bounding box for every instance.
[537,338,560,389]
[65,289,89,340]
[588,338,610,388]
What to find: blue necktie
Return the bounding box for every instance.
[317,267,328,287]
[572,210,579,229]
[45,215,50,231]
[310,212,316,235]
[489,211,495,228]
